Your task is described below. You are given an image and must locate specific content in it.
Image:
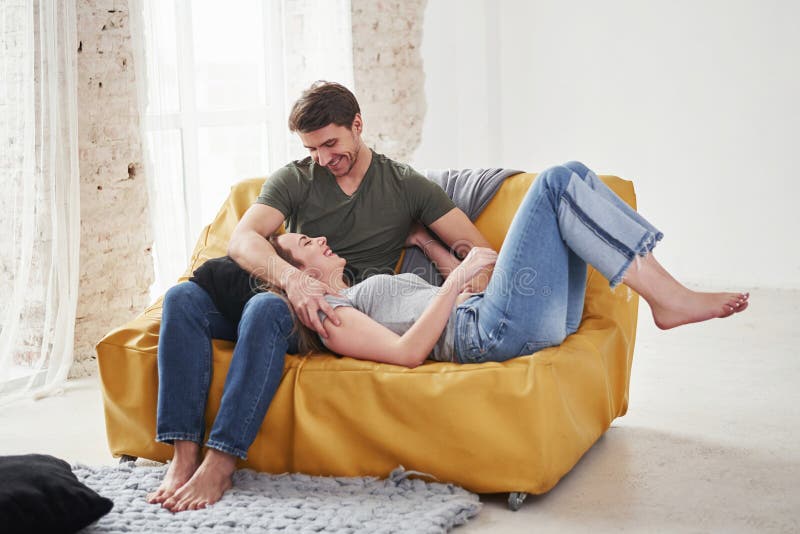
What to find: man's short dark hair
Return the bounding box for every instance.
[288,81,361,133]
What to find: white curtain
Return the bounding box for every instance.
[0,1,81,404]
[129,0,354,298]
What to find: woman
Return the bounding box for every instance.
[271,161,749,367]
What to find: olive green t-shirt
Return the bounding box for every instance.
[256,150,456,283]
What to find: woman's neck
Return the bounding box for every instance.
[323,268,350,292]
[330,276,350,292]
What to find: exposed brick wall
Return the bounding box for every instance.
[351,0,427,164]
[73,0,153,377]
[64,0,427,378]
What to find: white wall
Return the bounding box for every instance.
[415,0,800,289]
[415,0,497,169]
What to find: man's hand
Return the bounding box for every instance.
[283,270,342,338]
[427,208,494,291]
[404,221,433,248]
[450,247,497,292]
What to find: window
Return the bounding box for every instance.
[134,0,353,296]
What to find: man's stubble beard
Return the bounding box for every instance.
[340,133,361,177]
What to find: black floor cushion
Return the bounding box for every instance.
[0,454,113,534]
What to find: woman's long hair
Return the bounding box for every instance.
[249,233,324,355]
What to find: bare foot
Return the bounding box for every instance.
[146,441,201,505]
[650,290,749,330]
[162,448,237,513]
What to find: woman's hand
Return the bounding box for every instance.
[449,247,497,291]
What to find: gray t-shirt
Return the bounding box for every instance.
[318,273,458,362]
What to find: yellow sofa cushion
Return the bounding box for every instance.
[96,172,638,494]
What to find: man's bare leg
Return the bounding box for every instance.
[622,253,749,329]
[146,440,201,504]
[162,448,237,512]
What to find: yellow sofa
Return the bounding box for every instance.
[96,172,639,505]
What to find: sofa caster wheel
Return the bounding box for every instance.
[119,455,137,465]
[508,492,528,511]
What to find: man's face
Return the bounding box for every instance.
[298,116,363,177]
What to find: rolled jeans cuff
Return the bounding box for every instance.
[205,439,248,461]
[609,230,664,288]
[155,432,203,446]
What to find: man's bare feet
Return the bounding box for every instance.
[162,448,237,513]
[650,289,749,330]
[146,440,201,505]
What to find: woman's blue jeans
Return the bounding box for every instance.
[155,282,298,459]
[454,161,663,364]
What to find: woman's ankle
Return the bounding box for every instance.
[622,253,688,310]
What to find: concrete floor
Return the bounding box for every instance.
[1,288,798,532]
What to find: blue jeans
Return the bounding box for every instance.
[454,161,663,364]
[155,282,299,459]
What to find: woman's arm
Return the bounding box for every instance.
[321,279,459,368]
[322,247,498,367]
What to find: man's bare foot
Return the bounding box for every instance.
[650,290,749,330]
[162,448,237,513]
[146,441,201,505]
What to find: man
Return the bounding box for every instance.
[229,81,491,337]
[148,81,492,513]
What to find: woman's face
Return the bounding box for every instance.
[275,233,345,282]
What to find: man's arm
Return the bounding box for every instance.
[228,204,291,285]
[427,207,495,292]
[405,222,461,276]
[227,203,341,337]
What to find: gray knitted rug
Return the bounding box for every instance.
[72,462,481,533]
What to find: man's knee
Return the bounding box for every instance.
[241,292,294,332]
[161,282,217,331]
[164,281,205,307]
